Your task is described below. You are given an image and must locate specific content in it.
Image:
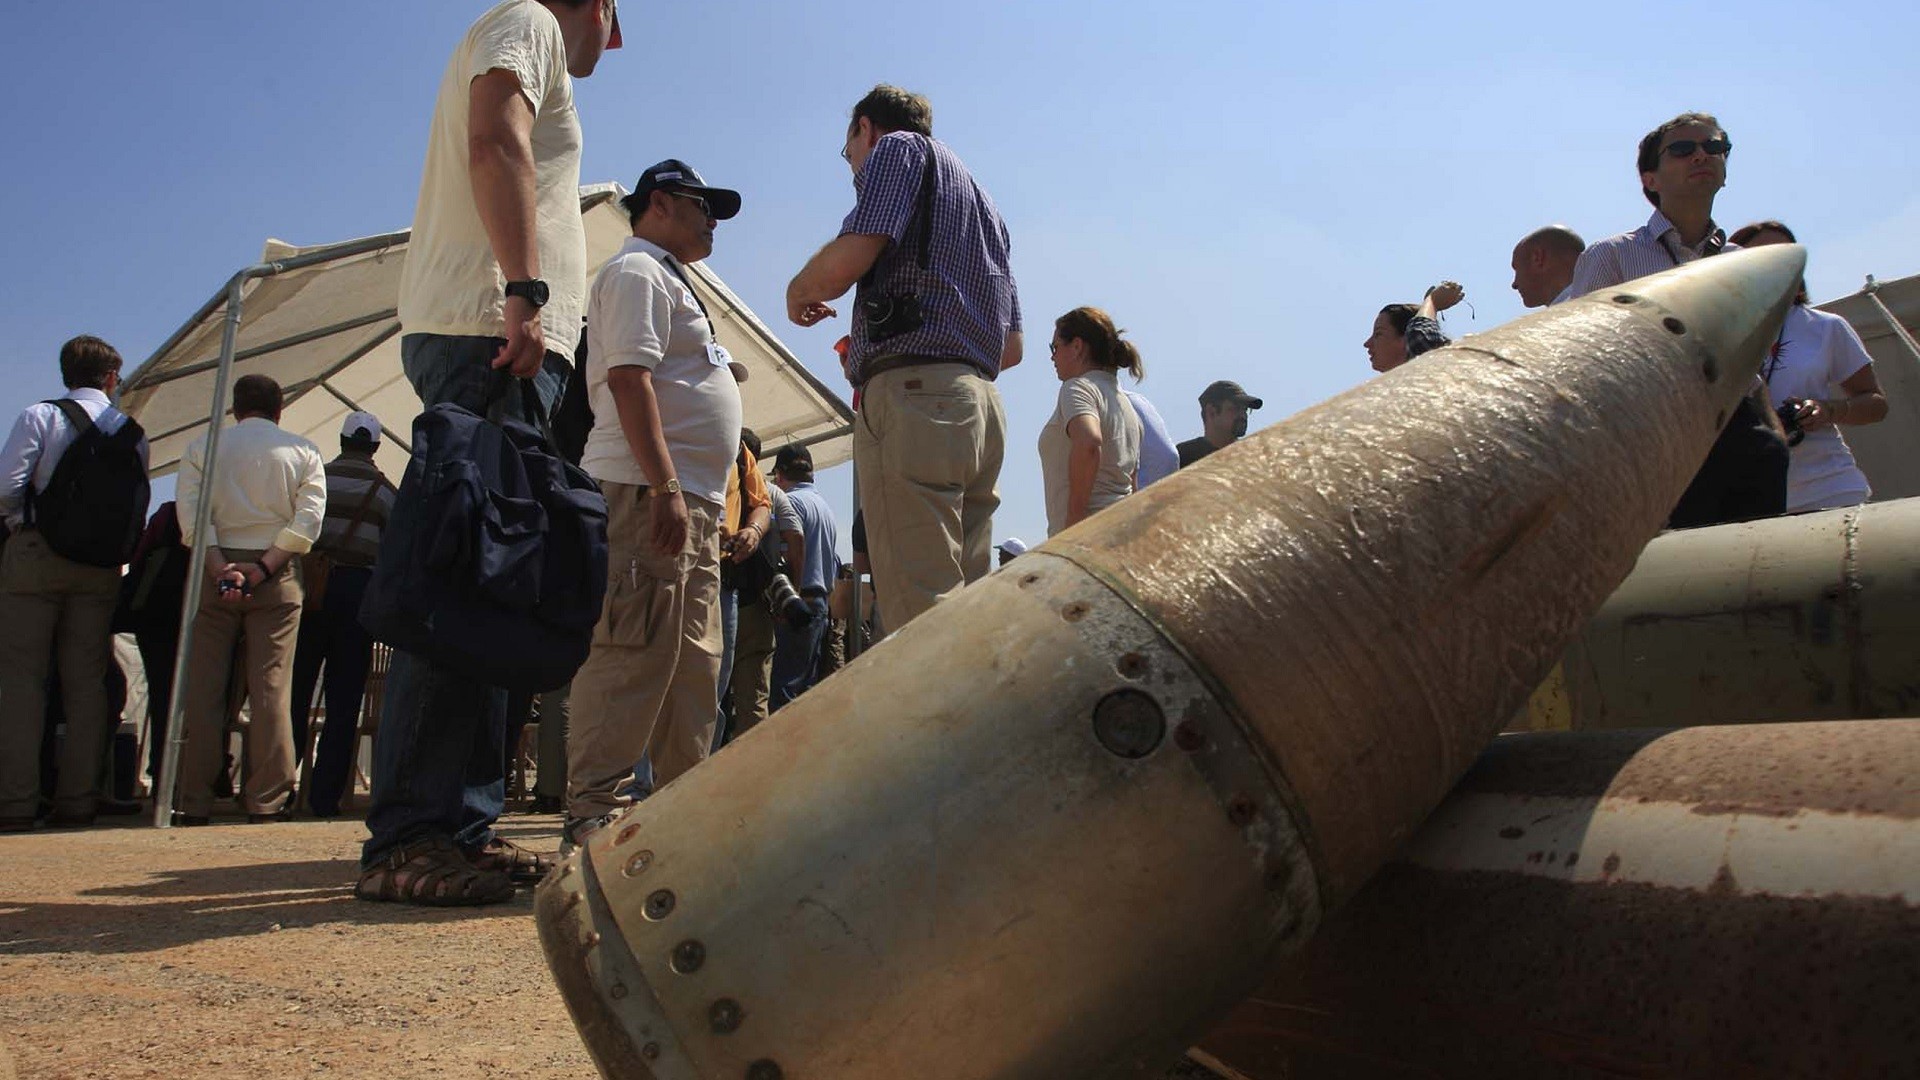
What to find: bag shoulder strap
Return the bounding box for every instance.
[859,136,940,292]
[46,398,94,436]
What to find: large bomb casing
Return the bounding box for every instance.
[1518,498,1920,731]
[537,247,1808,1079]
[1200,720,1920,1080]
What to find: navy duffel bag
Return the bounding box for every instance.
[361,379,608,692]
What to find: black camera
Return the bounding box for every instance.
[1775,398,1807,447]
[217,577,249,598]
[764,573,815,628]
[861,292,924,342]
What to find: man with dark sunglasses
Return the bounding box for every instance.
[1564,112,1733,298]
[563,160,746,852]
[1560,111,1790,529]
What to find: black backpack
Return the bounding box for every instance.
[359,379,609,693]
[29,399,150,568]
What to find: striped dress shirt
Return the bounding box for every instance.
[1561,210,1732,302]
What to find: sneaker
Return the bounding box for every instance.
[560,813,613,857]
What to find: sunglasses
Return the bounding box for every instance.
[669,191,714,218]
[1661,137,1732,159]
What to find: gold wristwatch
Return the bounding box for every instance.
[651,477,682,497]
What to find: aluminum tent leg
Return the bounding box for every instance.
[150,273,249,828]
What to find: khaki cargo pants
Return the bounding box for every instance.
[568,484,723,819]
[175,552,302,817]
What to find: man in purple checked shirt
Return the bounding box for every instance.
[787,85,1023,636]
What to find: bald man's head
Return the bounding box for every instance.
[1511,225,1586,307]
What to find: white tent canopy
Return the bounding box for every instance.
[1819,272,1920,501]
[121,184,853,480]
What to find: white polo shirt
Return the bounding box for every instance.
[582,237,742,505]
[397,0,586,362]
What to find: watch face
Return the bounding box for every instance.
[508,279,550,307]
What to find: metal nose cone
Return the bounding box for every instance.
[1577,244,1805,393]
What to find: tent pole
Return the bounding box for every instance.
[151,270,254,828]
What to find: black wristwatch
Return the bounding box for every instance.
[504,279,550,308]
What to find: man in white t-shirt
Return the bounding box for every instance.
[361,0,619,908]
[564,160,746,850]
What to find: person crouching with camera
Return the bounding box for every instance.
[786,84,1023,636]
[563,160,745,852]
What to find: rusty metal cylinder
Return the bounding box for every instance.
[1201,720,1920,1080]
[1517,498,1920,731]
[537,248,1807,1079]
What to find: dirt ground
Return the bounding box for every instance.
[0,815,1238,1080]
[0,813,595,1080]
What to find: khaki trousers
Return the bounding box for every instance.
[854,362,1006,633]
[729,598,776,735]
[568,485,722,819]
[0,529,120,820]
[175,552,302,817]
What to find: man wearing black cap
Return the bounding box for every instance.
[361,0,621,906]
[562,160,745,850]
[1177,381,1263,468]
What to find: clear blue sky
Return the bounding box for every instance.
[8,1,1917,553]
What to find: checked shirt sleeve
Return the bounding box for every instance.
[840,135,927,243]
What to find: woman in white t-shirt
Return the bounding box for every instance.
[1730,221,1889,512]
[1040,307,1143,536]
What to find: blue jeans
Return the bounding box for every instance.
[361,334,567,867]
[289,565,375,816]
[769,596,829,711]
[711,584,740,751]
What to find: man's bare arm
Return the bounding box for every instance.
[787,234,889,326]
[468,70,545,377]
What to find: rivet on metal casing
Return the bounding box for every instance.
[1019,573,1040,588]
[1701,356,1719,382]
[1091,689,1165,759]
[709,998,745,1034]
[1662,316,1687,335]
[610,982,629,1000]
[644,889,676,921]
[1116,652,1149,679]
[1173,721,1205,753]
[585,931,601,946]
[672,939,707,974]
[746,1061,783,1080]
[617,823,641,845]
[641,1043,661,1061]
[1227,796,1258,827]
[624,850,654,877]
[1062,601,1090,622]
[1611,294,1637,304]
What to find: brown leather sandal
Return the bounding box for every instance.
[467,836,556,884]
[355,836,514,906]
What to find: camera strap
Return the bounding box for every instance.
[858,137,939,293]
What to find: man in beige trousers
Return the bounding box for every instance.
[564,160,744,850]
[786,85,1022,633]
[172,375,327,824]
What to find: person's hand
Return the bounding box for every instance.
[788,299,837,327]
[1798,399,1836,430]
[214,563,253,601]
[492,295,547,378]
[1428,281,1465,312]
[649,490,690,559]
[727,522,764,563]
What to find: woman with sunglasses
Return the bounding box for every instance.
[1728,221,1888,512]
[1041,307,1143,536]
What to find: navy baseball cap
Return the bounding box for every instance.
[619,159,741,221]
